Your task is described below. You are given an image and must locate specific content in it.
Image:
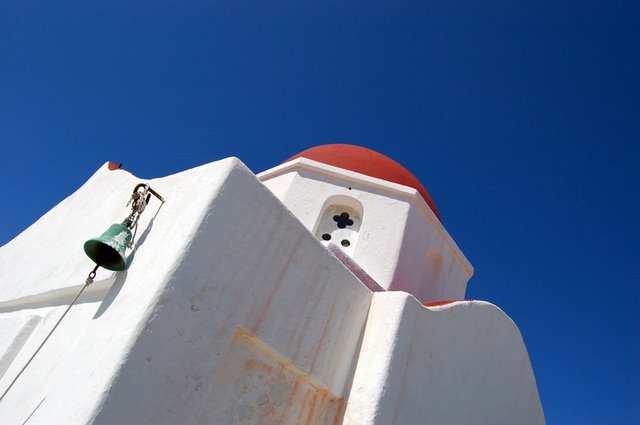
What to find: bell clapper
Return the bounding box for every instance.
[85,264,99,285]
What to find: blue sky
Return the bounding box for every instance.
[1,1,638,423]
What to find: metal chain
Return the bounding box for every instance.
[122,184,150,231]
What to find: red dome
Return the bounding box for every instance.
[285,144,441,220]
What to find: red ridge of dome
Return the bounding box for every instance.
[423,300,459,307]
[285,144,441,221]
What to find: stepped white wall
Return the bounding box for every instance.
[344,293,545,425]
[0,157,544,425]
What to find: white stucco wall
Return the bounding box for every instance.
[344,292,545,425]
[0,156,543,425]
[259,158,473,303]
[0,159,372,424]
[392,203,471,301]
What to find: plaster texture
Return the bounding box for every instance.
[0,159,372,424]
[259,158,473,303]
[0,314,41,380]
[0,155,544,425]
[344,292,545,425]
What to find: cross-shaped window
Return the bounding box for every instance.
[333,212,354,229]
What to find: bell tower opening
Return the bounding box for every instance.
[258,143,472,300]
[313,195,363,255]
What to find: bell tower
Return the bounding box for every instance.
[259,144,473,303]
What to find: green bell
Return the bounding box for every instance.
[84,223,132,271]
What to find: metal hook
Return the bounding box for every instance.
[132,183,165,203]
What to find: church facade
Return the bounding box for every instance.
[0,145,544,424]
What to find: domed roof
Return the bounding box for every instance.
[285,144,441,220]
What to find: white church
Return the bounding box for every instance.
[0,144,544,424]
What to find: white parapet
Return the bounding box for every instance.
[344,292,545,425]
[0,159,372,424]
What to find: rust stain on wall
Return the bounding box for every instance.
[198,326,344,425]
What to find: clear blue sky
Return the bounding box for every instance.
[1,1,638,423]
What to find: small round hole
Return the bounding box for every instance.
[348,187,352,190]
[322,233,331,241]
[341,239,350,247]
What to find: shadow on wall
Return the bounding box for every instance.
[93,206,161,319]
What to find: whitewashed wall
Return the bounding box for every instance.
[259,158,473,303]
[0,159,372,424]
[0,156,543,425]
[344,292,545,425]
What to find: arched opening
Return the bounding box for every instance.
[313,195,363,255]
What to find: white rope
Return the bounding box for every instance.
[0,268,95,402]
[0,183,165,403]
